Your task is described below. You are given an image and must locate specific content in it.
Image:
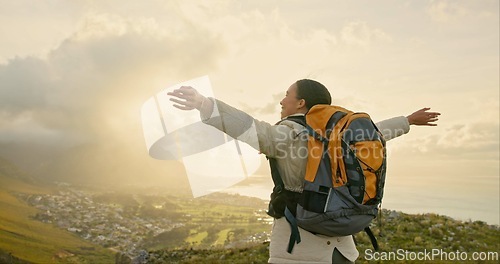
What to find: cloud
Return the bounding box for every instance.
[393,122,499,161]
[0,11,228,186]
[426,0,498,23]
[238,92,282,117]
[427,0,468,22]
[0,11,226,144]
[340,21,393,49]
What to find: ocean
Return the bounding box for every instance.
[223,175,500,226]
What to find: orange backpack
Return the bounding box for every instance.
[267,105,386,253]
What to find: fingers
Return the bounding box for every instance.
[422,122,438,126]
[167,87,193,102]
[417,108,440,116]
[172,104,195,110]
[421,107,440,114]
[426,112,441,119]
[167,86,203,111]
[418,107,431,112]
[167,87,194,99]
[169,97,187,105]
[407,107,441,126]
[169,97,197,109]
[422,117,439,126]
[417,108,441,120]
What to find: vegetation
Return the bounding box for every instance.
[353,210,499,263]
[0,161,115,263]
[141,193,271,251]
[143,210,499,264]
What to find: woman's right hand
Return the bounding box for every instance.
[167,86,207,111]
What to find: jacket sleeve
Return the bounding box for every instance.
[376,116,410,141]
[200,98,301,157]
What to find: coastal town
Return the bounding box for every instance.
[16,185,272,257]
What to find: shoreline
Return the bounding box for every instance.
[222,184,500,226]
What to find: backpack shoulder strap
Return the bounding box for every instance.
[283,115,306,127]
[268,157,284,196]
[365,226,379,251]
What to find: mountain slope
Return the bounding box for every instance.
[0,158,114,263]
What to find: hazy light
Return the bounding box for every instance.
[141,76,261,197]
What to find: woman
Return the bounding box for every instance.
[168,79,440,263]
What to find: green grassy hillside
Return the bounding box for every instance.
[0,159,114,263]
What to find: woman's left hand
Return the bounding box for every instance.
[407,107,441,126]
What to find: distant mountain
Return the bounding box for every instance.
[0,156,37,184]
[0,139,192,194]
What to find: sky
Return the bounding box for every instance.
[0,0,498,224]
